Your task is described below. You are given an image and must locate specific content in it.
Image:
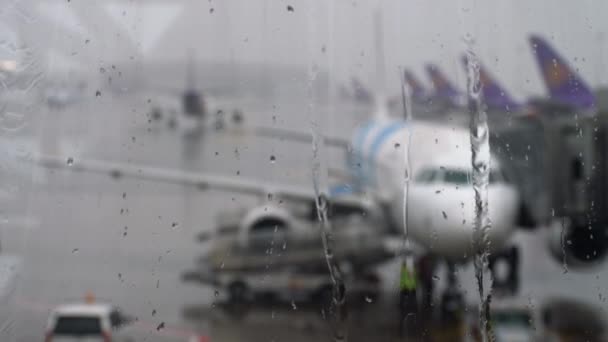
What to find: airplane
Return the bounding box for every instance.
[134,54,245,138]
[528,35,596,111]
[409,32,596,121]
[403,69,431,105]
[424,60,522,116]
[338,77,376,107]
[32,88,532,309]
[425,63,466,110]
[459,55,521,115]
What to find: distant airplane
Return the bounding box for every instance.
[137,52,244,139]
[425,63,466,109]
[460,55,521,113]
[403,69,430,104]
[338,77,375,106]
[529,35,595,110]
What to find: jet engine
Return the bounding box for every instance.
[547,218,608,269]
[237,205,293,249]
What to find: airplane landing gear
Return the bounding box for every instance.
[440,263,464,325]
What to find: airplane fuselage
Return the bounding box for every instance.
[349,118,520,261]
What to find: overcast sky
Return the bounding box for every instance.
[8,0,608,100]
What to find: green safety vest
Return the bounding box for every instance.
[400,264,417,291]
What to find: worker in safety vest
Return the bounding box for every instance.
[398,257,418,337]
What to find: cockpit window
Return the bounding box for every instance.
[443,169,470,185]
[415,169,438,183]
[416,168,509,185]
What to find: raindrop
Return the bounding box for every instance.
[287,5,294,12]
[171,222,178,229]
[66,157,74,166]
[364,296,373,303]
[95,90,101,97]
[465,40,494,340]
[270,155,276,163]
[122,192,126,199]
[85,39,90,44]
[99,67,106,74]
[156,322,165,331]
[209,8,214,13]
[442,211,448,219]
[214,289,220,298]
[267,193,273,201]
[394,143,400,149]
[560,219,569,273]
[71,248,79,254]
[152,309,156,316]
[432,275,440,281]
[291,300,297,310]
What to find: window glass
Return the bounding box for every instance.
[1,2,607,342]
[53,316,102,336]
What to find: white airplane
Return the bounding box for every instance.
[243,101,523,256]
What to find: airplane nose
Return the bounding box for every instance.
[407,185,518,261]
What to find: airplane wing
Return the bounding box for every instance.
[239,125,351,151]
[227,125,354,183]
[36,154,361,208]
[38,154,314,201]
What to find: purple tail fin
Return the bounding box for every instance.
[461,55,520,112]
[403,69,426,100]
[529,35,595,109]
[350,77,374,104]
[425,64,460,104]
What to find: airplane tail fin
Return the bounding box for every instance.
[425,64,460,102]
[461,55,519,112]
[350,77,374,104]
[403,69,426,100]
[529,35,595,109]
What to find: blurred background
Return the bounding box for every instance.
[1,0,608,341]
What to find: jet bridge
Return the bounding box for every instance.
[491,103,608,268]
